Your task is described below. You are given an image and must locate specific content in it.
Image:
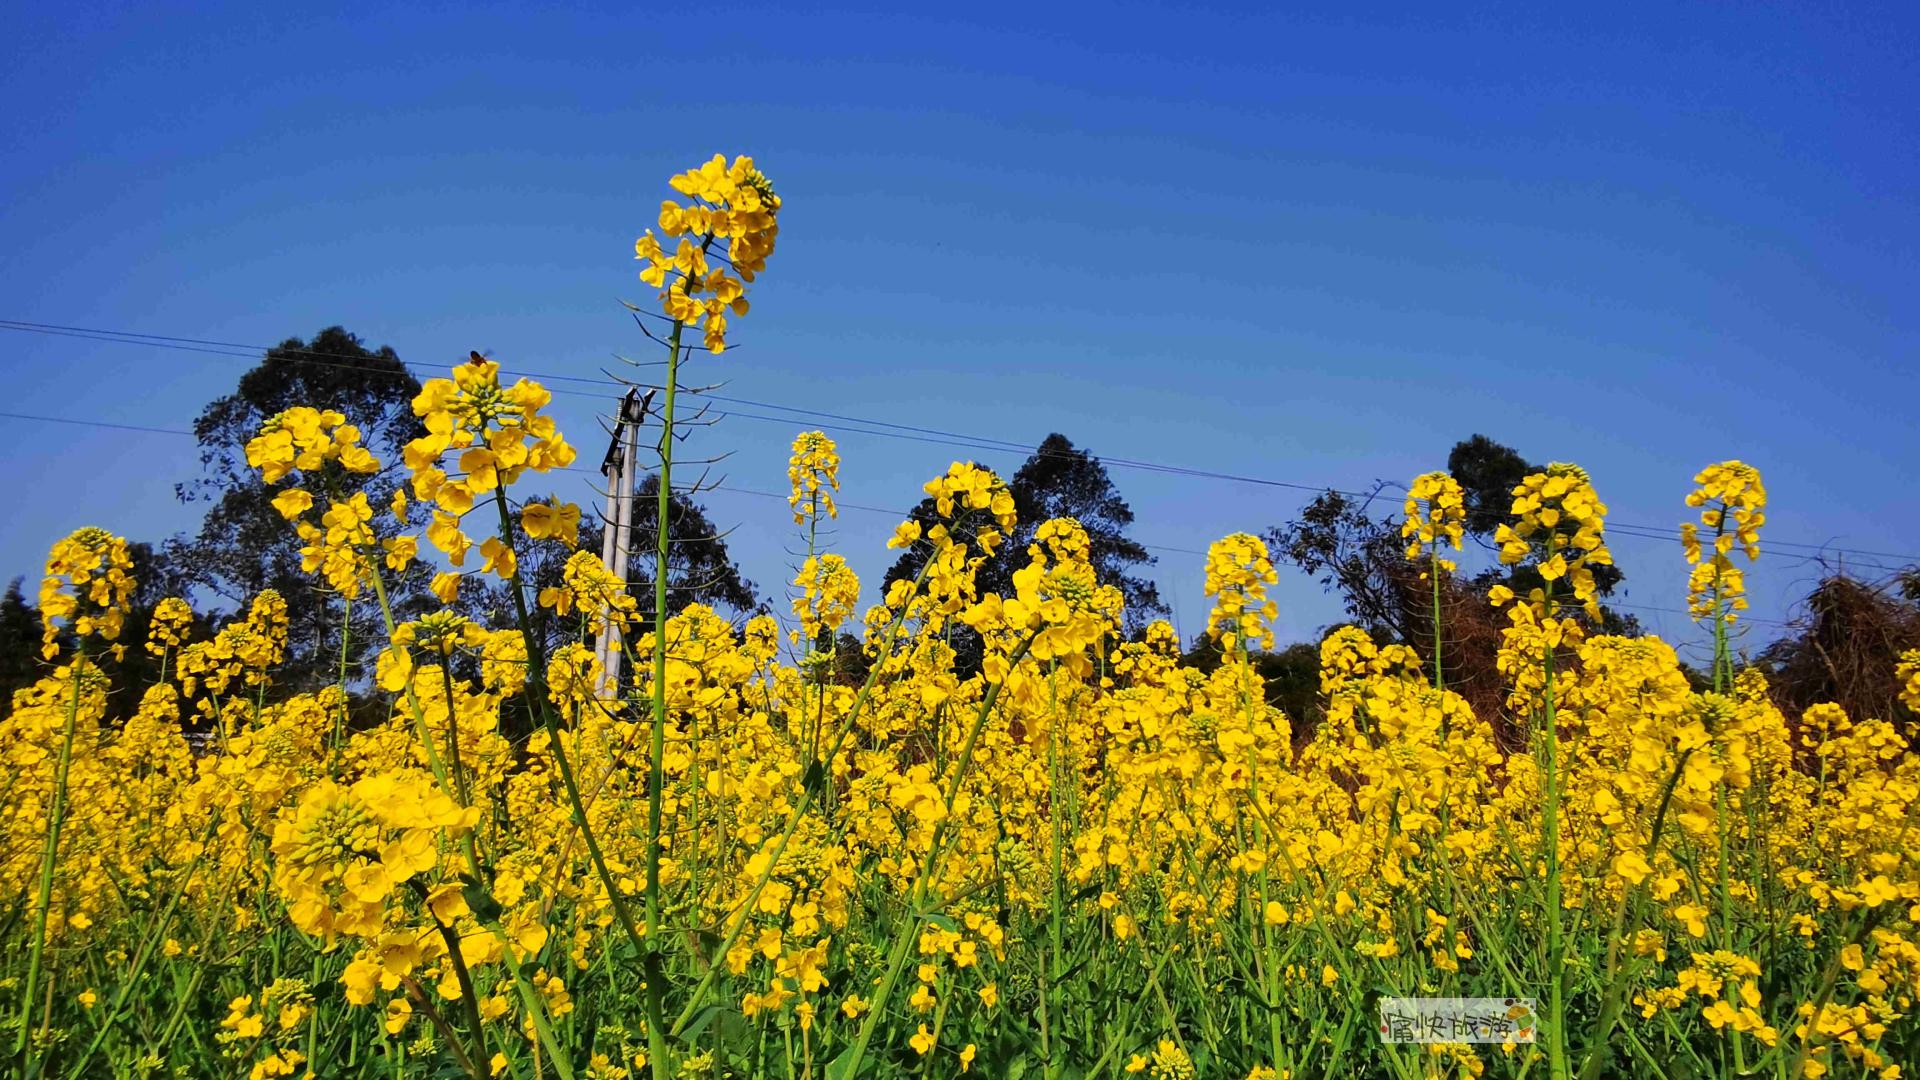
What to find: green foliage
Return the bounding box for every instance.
[0,578,38,705]
[885,434,1165,627]
[164,327,428,690]
[1448,433,1535,540]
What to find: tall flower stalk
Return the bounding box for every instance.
[1402,471,1464,692]
[632,154,782,1076]
[15,528,134,1064]
[1491,464,1612,1079]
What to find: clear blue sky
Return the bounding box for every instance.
[3,1,1916,666]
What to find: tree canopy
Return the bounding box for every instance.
[1266,435,1645,723]
[165,327,428,690]
[885,433,1166,630]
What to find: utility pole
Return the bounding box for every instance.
[597,387,648,692]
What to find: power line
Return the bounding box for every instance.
[1603,522,1909,577]
[695,480,1212,558]
[0,406,1212,560]
[0,318,614,387]
[0,319,615,402]
[6,316,1918,565]
[0,408,1817,629]
[0,410,193,438]
[0,318,1394,500]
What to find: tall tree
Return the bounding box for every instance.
[1446,433,1629,601]
[0,578,39,706]
[885,434,1167,629]
[1448,433,1536,540]
[1265,486,1420,647]
[1266,487,1525,725]
[166,328,427,690]
[1268,435,1642,725]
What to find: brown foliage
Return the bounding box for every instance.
[1760,573,1920,737]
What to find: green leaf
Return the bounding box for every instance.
[823,1048,860,1080]
[678,1003,722,1043]
[672,1004,748,1049]
[462,879,503,922]
[716,1007,749,1043]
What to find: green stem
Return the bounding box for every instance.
[839,632,1038,1078]
[331,596,352,775]
[407,980,484,1080]
[1540,582,1568,1080]
[483,490,652,1039]
[1786,909,1885,1079]
[669,557,940,1037]
[60,824,212,1080]
[1430,549,1445,691]
[436,663,475,805]
[413,881,489,1070]
[1046,660,1065,1079]
[641,318,686,1078]
[1577,747,1696,1080]
[16,640,87,1062]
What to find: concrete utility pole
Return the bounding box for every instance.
[596,388,648,691]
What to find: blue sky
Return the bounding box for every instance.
[2,1,1916,665]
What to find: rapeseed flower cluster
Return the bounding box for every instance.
[1402,470,1466,569]
[1683,460,1767,623]
[4,165,1914,1080]
[38,526,136,659]
[637,153,781,353]
[1203,532,1279,652]
[787,430,839,525]
[8,403,1917,1080]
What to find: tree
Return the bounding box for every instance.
[0,578,39,706]
[1448,433,1535,540]
[1181,635,1323,738]
[1267,435,1642,725]
[1265,488,1517,724]
[1265,486,1422,647]
[166,328,428,691]
[879,435,1168,678]
[1443,428,1628,595]
[1446,433,1629,605]
[884,434,1167,628]
[1006,434,1167,630]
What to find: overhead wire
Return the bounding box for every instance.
[1,317,1382,496]
[5,316,1918,565]
[0,407,1816,629]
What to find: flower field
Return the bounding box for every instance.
[3,157,1917,1080]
